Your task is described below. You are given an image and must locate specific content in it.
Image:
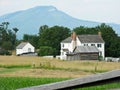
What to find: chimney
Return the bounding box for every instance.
[98,31,102,36]
[71,32,77,41]
[71,32,77,52]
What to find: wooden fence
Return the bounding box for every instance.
[17,69,120,90]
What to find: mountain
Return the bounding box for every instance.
[0,6,120,39]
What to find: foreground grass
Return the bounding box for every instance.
[0,77,120,90]
[77,82,120,90]
[0,77,69,90]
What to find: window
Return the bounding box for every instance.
[97,44,101,48]
[62,44,64,47]
[28,48,31,52]
[84,44,88,46]
[91,44,95,46]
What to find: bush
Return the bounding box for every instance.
[38,46,56,56]
[0,49,11,55]
[98,55,103,61]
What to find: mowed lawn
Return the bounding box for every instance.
[0,56,120,78]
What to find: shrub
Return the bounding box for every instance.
[38,46,55,56]
[98,55,103,61]
[0,49,11,55]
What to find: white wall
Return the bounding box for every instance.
[97,43,105,59]
[22,43,34,53]
[16,43,35,55]
[16,49,22,55]
[60,43,70,60]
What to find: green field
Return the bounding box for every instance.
[0,77,69,90]
[0,56,120,89]
[0,77,120,90]
[78,83,120,90]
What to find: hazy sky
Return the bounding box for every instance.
[0,0,120,24]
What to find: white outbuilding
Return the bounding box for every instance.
[16,42,35,55]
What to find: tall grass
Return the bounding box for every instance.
[0,64,31,69]
[0,56,120,78]
[0,56,120,72]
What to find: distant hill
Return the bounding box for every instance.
[0,6,120,39]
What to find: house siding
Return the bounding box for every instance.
[22,43,34,53]
[16,43,35,55]
[16,49,22,55]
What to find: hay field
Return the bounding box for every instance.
[0,56,120,78]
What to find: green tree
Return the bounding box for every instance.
[0,22,18,55]
[23,34,39,49]
[73,26,98,35]
[38,46,55,56]
[96,23,119,57]
[39,25,71,55]
[2,41,12,50]
[39,25,49,35]
[13,27,19,42]
[2,22,9,30]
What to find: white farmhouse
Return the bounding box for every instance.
[60,32,105,60]
[16,42,35,55]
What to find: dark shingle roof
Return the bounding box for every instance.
[61,35,104,43]
[61,37,72,43]
[78,35,104,43]
[16,42,28,49]
[75,46,99,53]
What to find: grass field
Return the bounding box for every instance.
[0,77,69,90]
[0,56,120,89]
[0,56,120,78]
[77,82,120,90]
[0,77,120,90]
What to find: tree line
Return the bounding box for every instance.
[0,22,120,57]
[0,22,18,55]
[23,23,120,57]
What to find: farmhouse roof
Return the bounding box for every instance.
[16,42,29,49]
[78,35,104,43]
[61,35,104,43]
[74,46,99,53]
[61,37,72,43]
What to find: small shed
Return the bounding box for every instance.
[66,46,99,60]
[16,42,35,55]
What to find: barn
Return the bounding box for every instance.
[16,42,35,55]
